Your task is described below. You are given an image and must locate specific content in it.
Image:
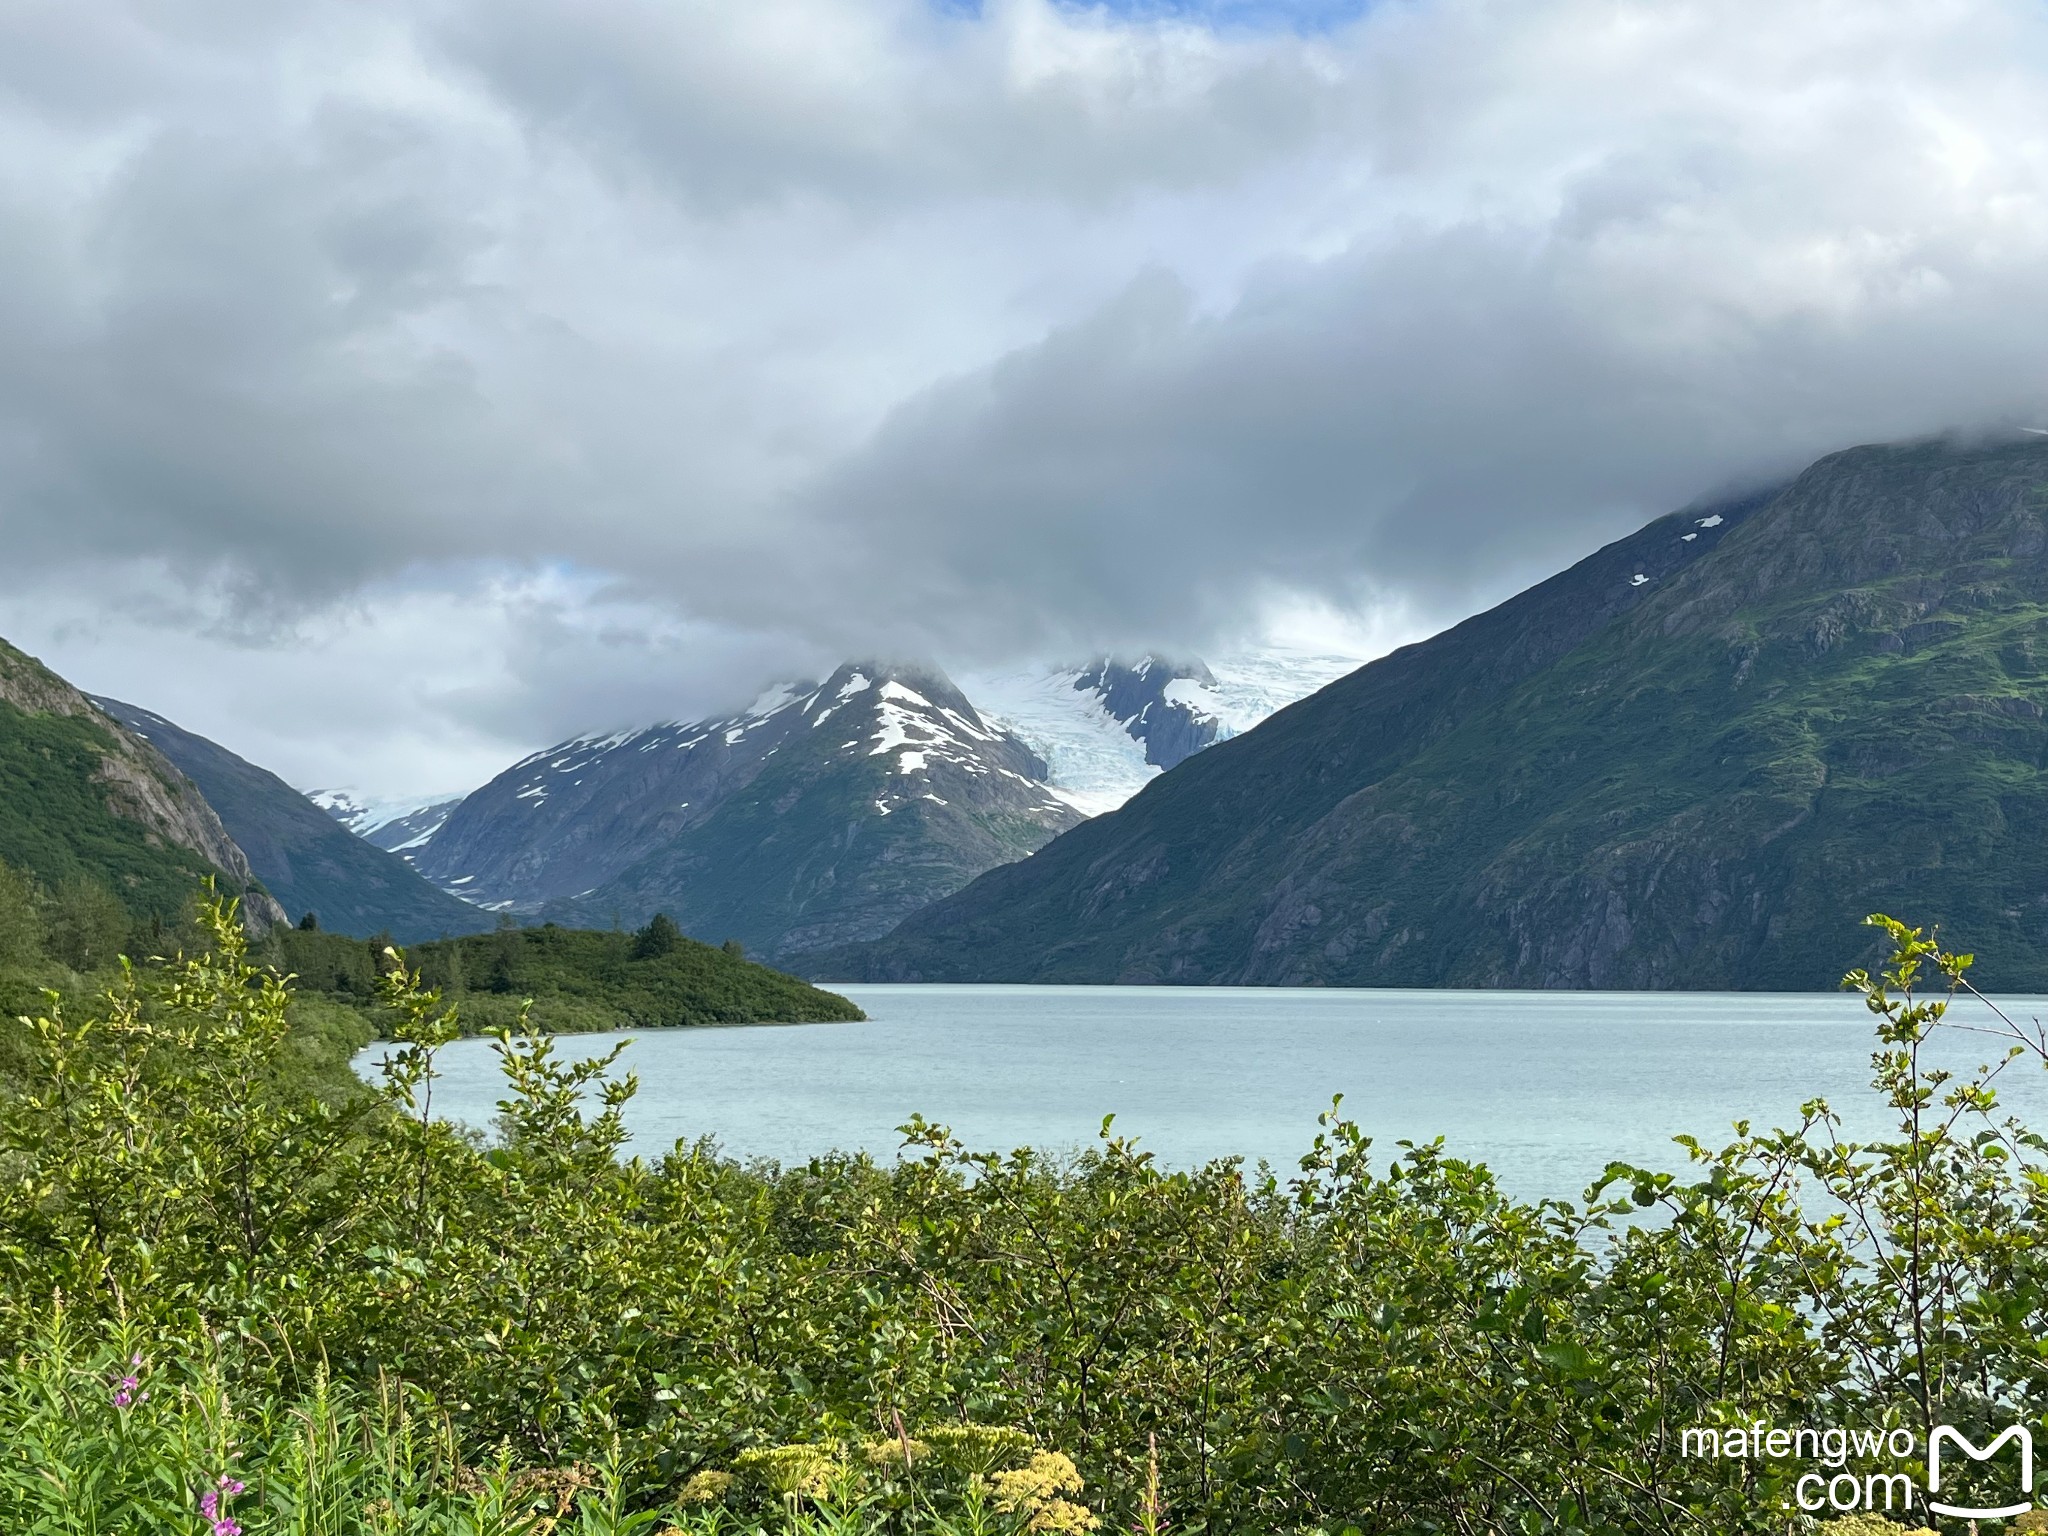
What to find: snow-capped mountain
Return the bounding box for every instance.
[405,662,1081,959]
[968,648,1369,817]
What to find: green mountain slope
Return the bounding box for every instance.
[824,436,2048,991]
[93,698,495,943]
[0,639,284,928]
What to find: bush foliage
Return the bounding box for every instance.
[3,895,2047,1532]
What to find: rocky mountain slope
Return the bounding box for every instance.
[408,662,1082,960]
[94,699,494,943]
[813,435,2048,991]
[0,638,285,929]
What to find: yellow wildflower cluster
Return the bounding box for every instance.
[733,1443,843,1501]
[680,1425,1097,1530]
[991,1450,1100,1534]
[1815,1518,1935,1536]
[924,1422,1034,1477]
[860,1435,932,1471]
[676,1469,736,1505]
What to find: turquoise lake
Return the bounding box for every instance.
[357,984,2048,1206]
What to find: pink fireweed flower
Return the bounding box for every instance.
[200,1475,245,1535]
[110,1356,145,1408]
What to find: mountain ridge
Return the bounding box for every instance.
[92,698,495,943]
[0,638,286,930]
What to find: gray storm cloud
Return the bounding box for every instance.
[1,0,2046,788]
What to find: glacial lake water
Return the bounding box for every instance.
[354,984,2048,1207]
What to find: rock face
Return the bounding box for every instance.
[94,698,493,942]
[826,437,2048,991]
[0,638,286,929]
[410,662,1082,960]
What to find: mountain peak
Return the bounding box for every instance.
[821,659,984,726]
[396,657,1079,958]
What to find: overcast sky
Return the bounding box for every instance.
[3,0,2047,799]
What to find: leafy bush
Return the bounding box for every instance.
[4,896,2048,1533]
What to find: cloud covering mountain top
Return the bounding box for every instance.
[2,0,2046,794]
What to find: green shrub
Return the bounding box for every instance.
[0,859,42,972]
[5,897,2048,1533]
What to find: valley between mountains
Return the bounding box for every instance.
[10,432,2048,993]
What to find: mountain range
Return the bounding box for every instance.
[306,649,1354,962]
[0,621,1347,967]
[819,435,2048,990]
[25,429,2042,990]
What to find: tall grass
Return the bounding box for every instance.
[0,1311,624,1534]
[0,1316,1093,1535]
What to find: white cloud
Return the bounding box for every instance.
[2,0,2047,792]
[0,562,824,796]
